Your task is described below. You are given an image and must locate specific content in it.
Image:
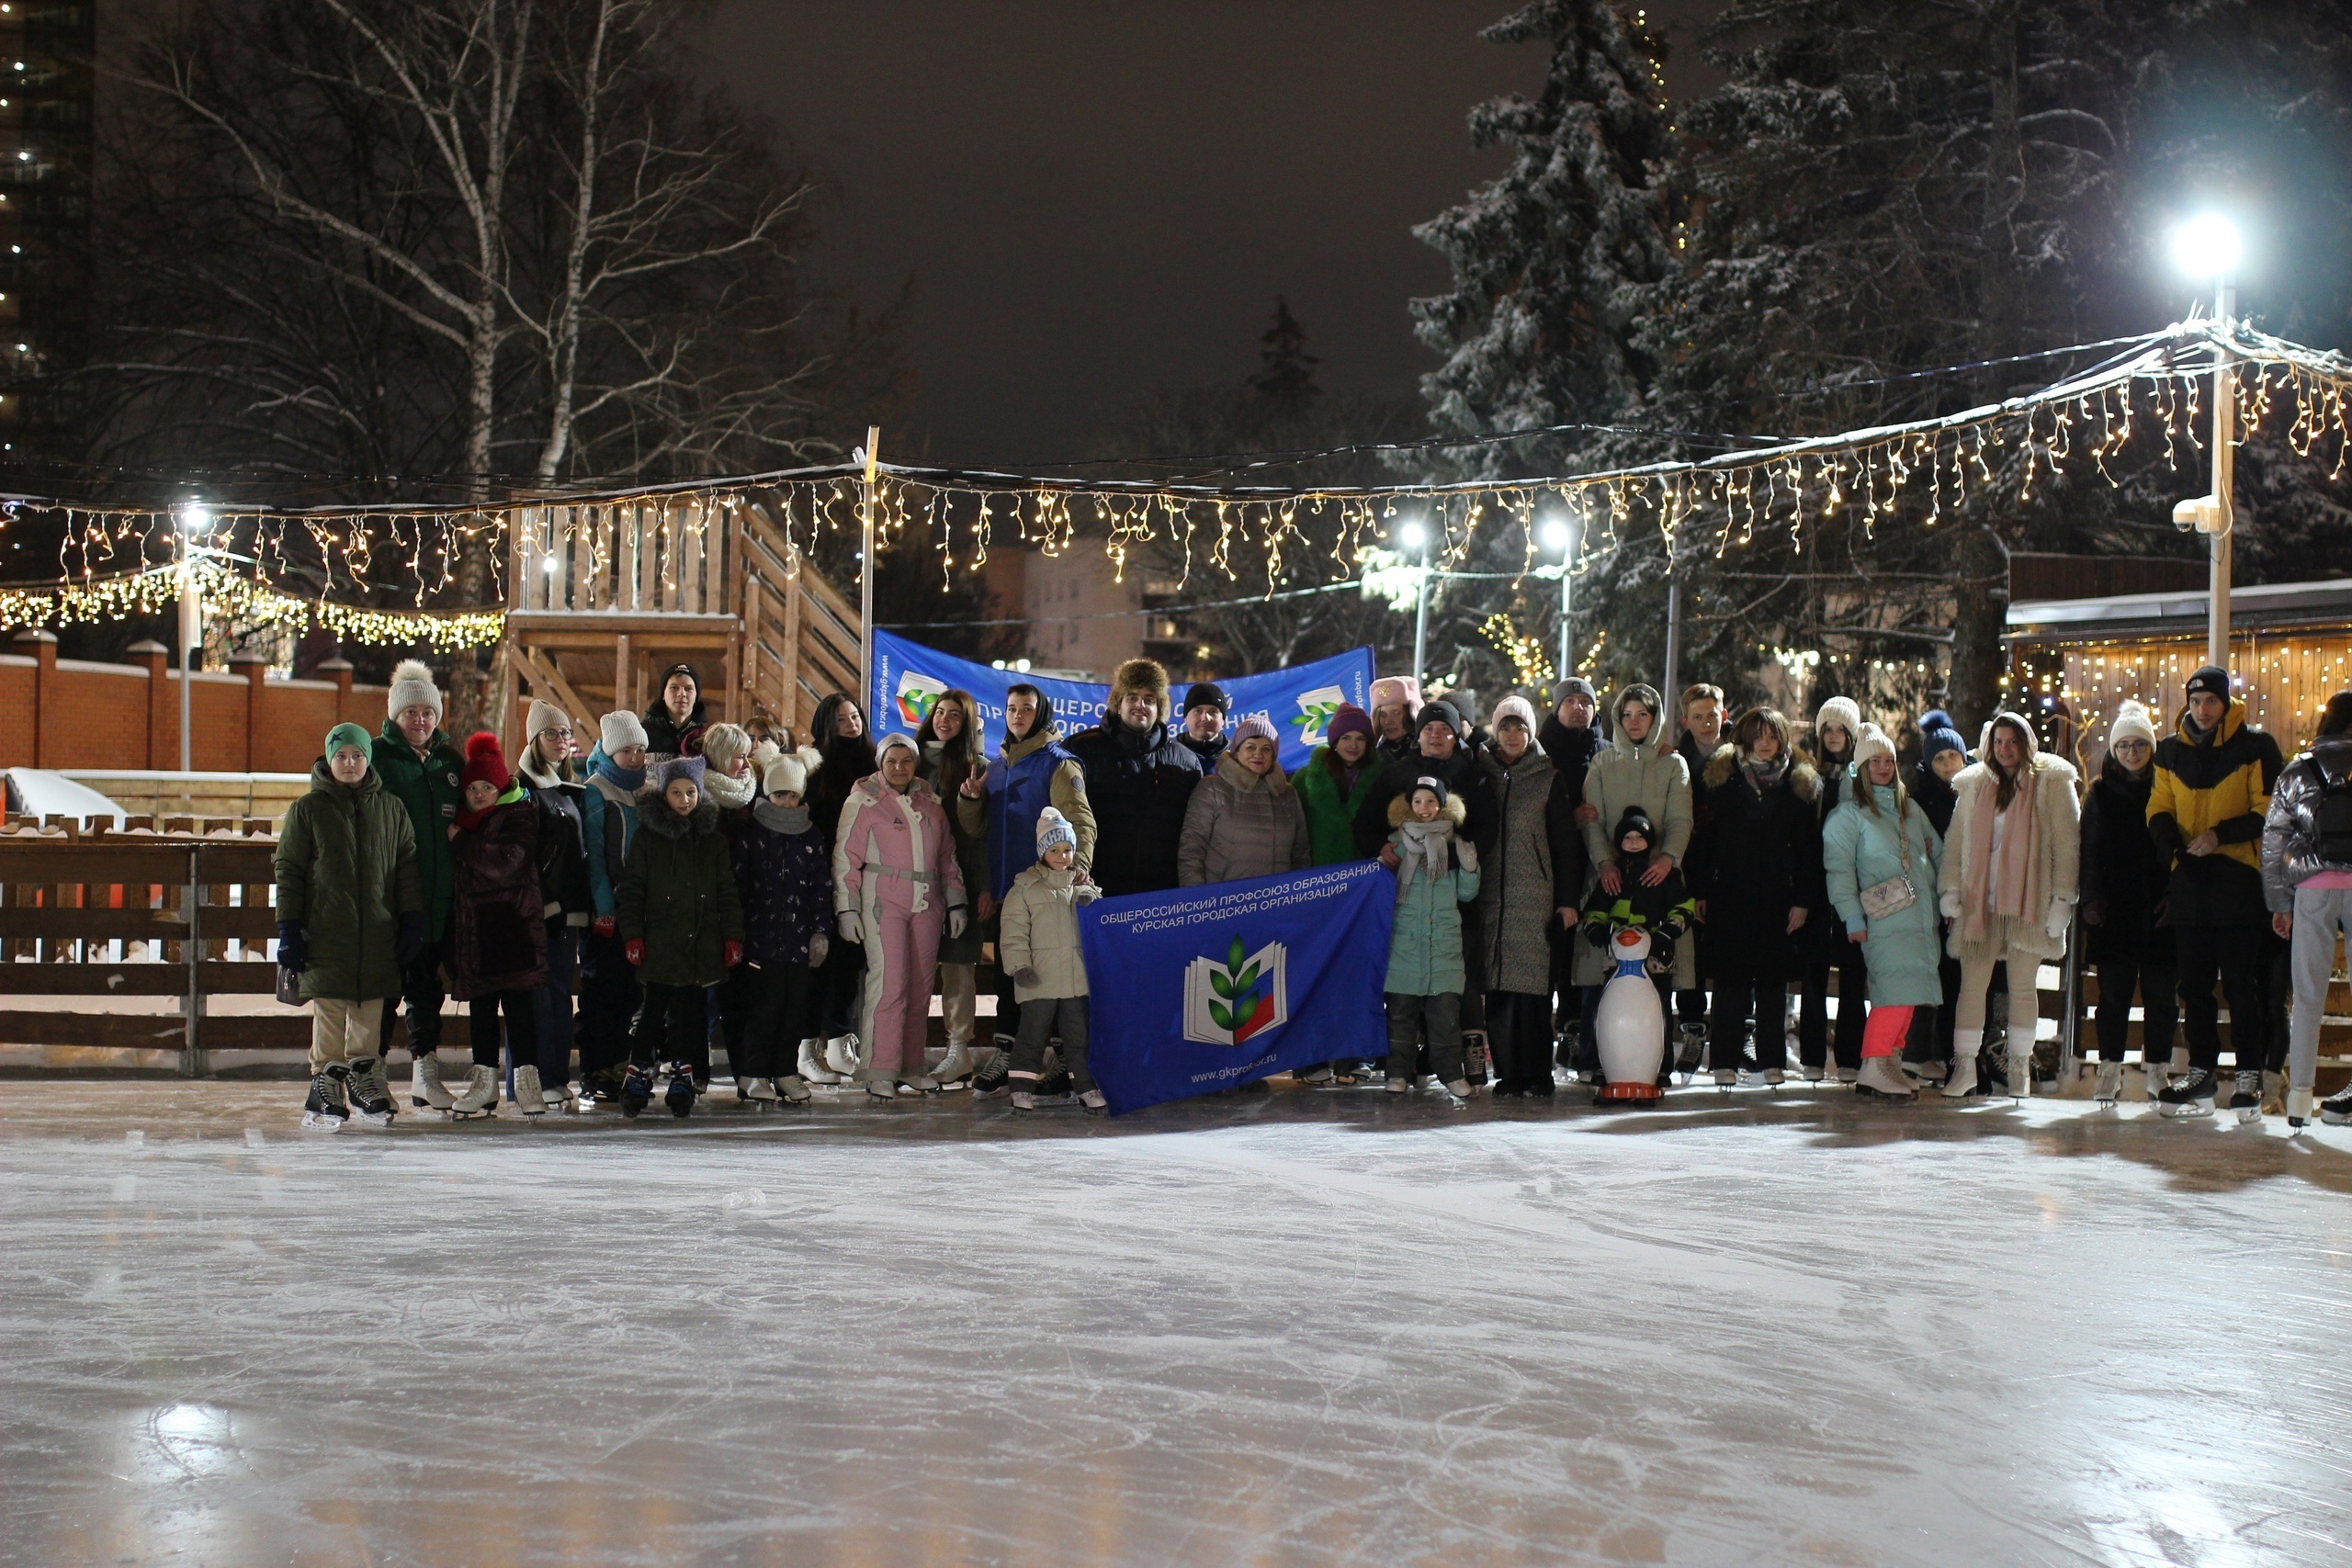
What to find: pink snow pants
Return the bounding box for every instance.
[857,894,943,1077]
[1861,1004,1915,1059]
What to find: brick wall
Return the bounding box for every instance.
[1,634,389,773]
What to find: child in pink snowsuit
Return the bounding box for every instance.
[832,731,968,1100]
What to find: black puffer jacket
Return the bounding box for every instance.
[1063,716,1204,896]
[2081,754,2169,965]
[521,763,592,920]
[1353,742,1498,860]
[1692,749,1823,983]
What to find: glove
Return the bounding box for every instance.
[624,939,645,966]
[592,914,616,939]
[395,910,425,968]
[723,941,743,968]
[1583,920,1612,950]
[276,920,308,975]
[1939,888,1962,921]
[947,908,967,940]
[839,910,863,944]
[1012,966,1040,988]
[2045,897,2074,942]
[1072,880,1101,905]
[807,931,830,968]
[1649,931,1678,969]
[1454,840,1479,874]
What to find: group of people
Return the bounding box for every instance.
[270,648,2352,1131]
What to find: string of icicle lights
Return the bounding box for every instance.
[0,559,506,649]
[4,317,2348,625]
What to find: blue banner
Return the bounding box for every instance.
[870,628,1374,774]
[1078,863,1396,1114]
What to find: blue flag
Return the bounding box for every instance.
[1078,863,1397,1114]
[870,628,1374,774]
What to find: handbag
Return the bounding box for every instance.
[1856,810,1918,922]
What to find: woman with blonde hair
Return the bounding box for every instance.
[1936,711,2080,1100]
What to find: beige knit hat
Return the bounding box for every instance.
[1851,722,1897,768]
[761,751,808,797]
[387,659,441,720]
[526,698,571,740]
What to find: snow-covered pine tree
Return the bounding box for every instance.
[1402,0,1679,697]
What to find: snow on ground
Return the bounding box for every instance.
[4,1077,2348,1567]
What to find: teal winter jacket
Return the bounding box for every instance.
[1382,795,1481,996]
[1822,781,1945,1008]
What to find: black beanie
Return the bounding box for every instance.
[1182,682,1229,716]
[1408,773,1449,807]
[1613,807,1655,851]
[2186,665,2231,701]
[1414,700,1463,734]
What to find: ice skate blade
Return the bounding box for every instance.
[300,1111,346,1132]
[2323,1109,2352,1126]
[345,1110,394,1130]
[2157,1100,2214,1120]
[2234,1105,2262,1126]
[446,1106,496,1121]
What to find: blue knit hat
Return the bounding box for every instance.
[1917,708,1966,764]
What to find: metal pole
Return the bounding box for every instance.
[2209,279,2234,672]
[1556,566,1573,692]
[858,425,879,708]
[177,568,197,775]
[1661,559,1682,746]
[1411,540,1431,685]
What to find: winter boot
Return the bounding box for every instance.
[823,1033,861,1077]
[777,1075,813,1104]
[411,1052,455,1111]
[665,1066,696,1119]
[620,1064,653,1119]
[741,1076,779,1103]
[1011,1089,1037,1111]
[301,1064,351,1130]
[345,1056,396,1127]
[1800,1062,1826,1083]
[1836,1065,1860,1084]
[1855,1056,1916,1100]
[1443,1077,1474,1100]
[512,1064,548,1118]
[1297,1064,1335,1086]
[2228,1069,2263,1126]
[1080,1089,1107,1112]
[2320,1082,2352,1125]
[449,1064,498,1119]
[2093,1062,2124,1106]
[797,1039,842,1085]
[1942,1031,1983,1100]
[2156,1066,2217,1119]
[934,1041,975,1088]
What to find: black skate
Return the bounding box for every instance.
[2156,1066,2217,1120]
[345,1056,397,1127]
[2322,1082,2352,1126]
[2227,1069,2263,1126]
[301,1064,351,1131]
[970,1050,1011,1100]
[620,1065,653,1120]
[665,1065,696,1119]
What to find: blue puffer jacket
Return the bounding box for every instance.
[732,805,831,965]
[580,744,646,919]
[1822,782,1945,1007]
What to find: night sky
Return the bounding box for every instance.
[701,2,1723,468]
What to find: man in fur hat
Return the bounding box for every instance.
[1065,658,1205,897]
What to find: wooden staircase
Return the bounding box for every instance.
[492,493,861,750]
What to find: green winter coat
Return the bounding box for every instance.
[1291,748,1382,865]
[1383,795,1481,996]
[273,759,423,1003]
[371,722,464,941]
[616,793,745,988]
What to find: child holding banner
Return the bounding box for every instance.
[1384,777,1481,1098]
[998,807,1103,1111]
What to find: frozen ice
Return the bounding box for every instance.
[3,1077,2349,1566]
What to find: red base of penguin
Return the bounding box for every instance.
[1596,1080,1664,1102]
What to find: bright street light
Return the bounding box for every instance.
[1537,515,1572,555]
[2169,213,2242,279]
[1395,519,1427,552]
[176,502,211,534]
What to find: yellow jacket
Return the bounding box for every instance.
[2146,698,2281,926]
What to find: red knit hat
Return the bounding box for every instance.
[460,730,511,794]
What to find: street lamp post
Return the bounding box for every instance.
[1398,518,1431,684]
[175,502,209,774]
[1538,511,1576,689]
[2168,215,2242,673]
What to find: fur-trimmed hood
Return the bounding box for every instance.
[1387,790,1469,830]
[631,792,722,840]
[1704,742,1820,802]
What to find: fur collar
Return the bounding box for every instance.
[1703,742,1819,801]
[632,794,720,840]
[1215,752,1292,795]
[1386,790,1468,830]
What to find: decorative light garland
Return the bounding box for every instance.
[1,319,2346,635]
[0,561,505,649]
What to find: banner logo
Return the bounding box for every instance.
[1290,684,1347,748]
[893,670,949,728]
[1183,933,1288,1046]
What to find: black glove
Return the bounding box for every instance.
[276,920,308,975]
[396,910,426,968]
[1582,919,1612,951]
[1647,930,1677,969]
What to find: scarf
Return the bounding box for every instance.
[702,765,757,810]
[519,752,569,790]
[1395,816,1454,892]
[594,756,646,794]
[1742,750,1789,795]
[1962,761,2041,942]
[455,781,525,832]
[753,800,811,835]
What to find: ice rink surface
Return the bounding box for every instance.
[4,1077,2350,1568]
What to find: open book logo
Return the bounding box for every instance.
[1289,684,1347,748]
[893,671,948,728]
[1183,934,1288,1046]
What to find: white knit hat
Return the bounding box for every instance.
[599,710,649,753]
[2109,700,2157,750]
[761,751,807,797]
[1815,695,1863,749]
[526,698,571,739]
[1035,806,1077,852]
[876,731,920,764]
[1851,722,1897,768]
[1491,694,1539,733]
[387,659,441,720]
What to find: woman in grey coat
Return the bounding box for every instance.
[1476,695,1580,1096]
[1178,715,1311,886]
